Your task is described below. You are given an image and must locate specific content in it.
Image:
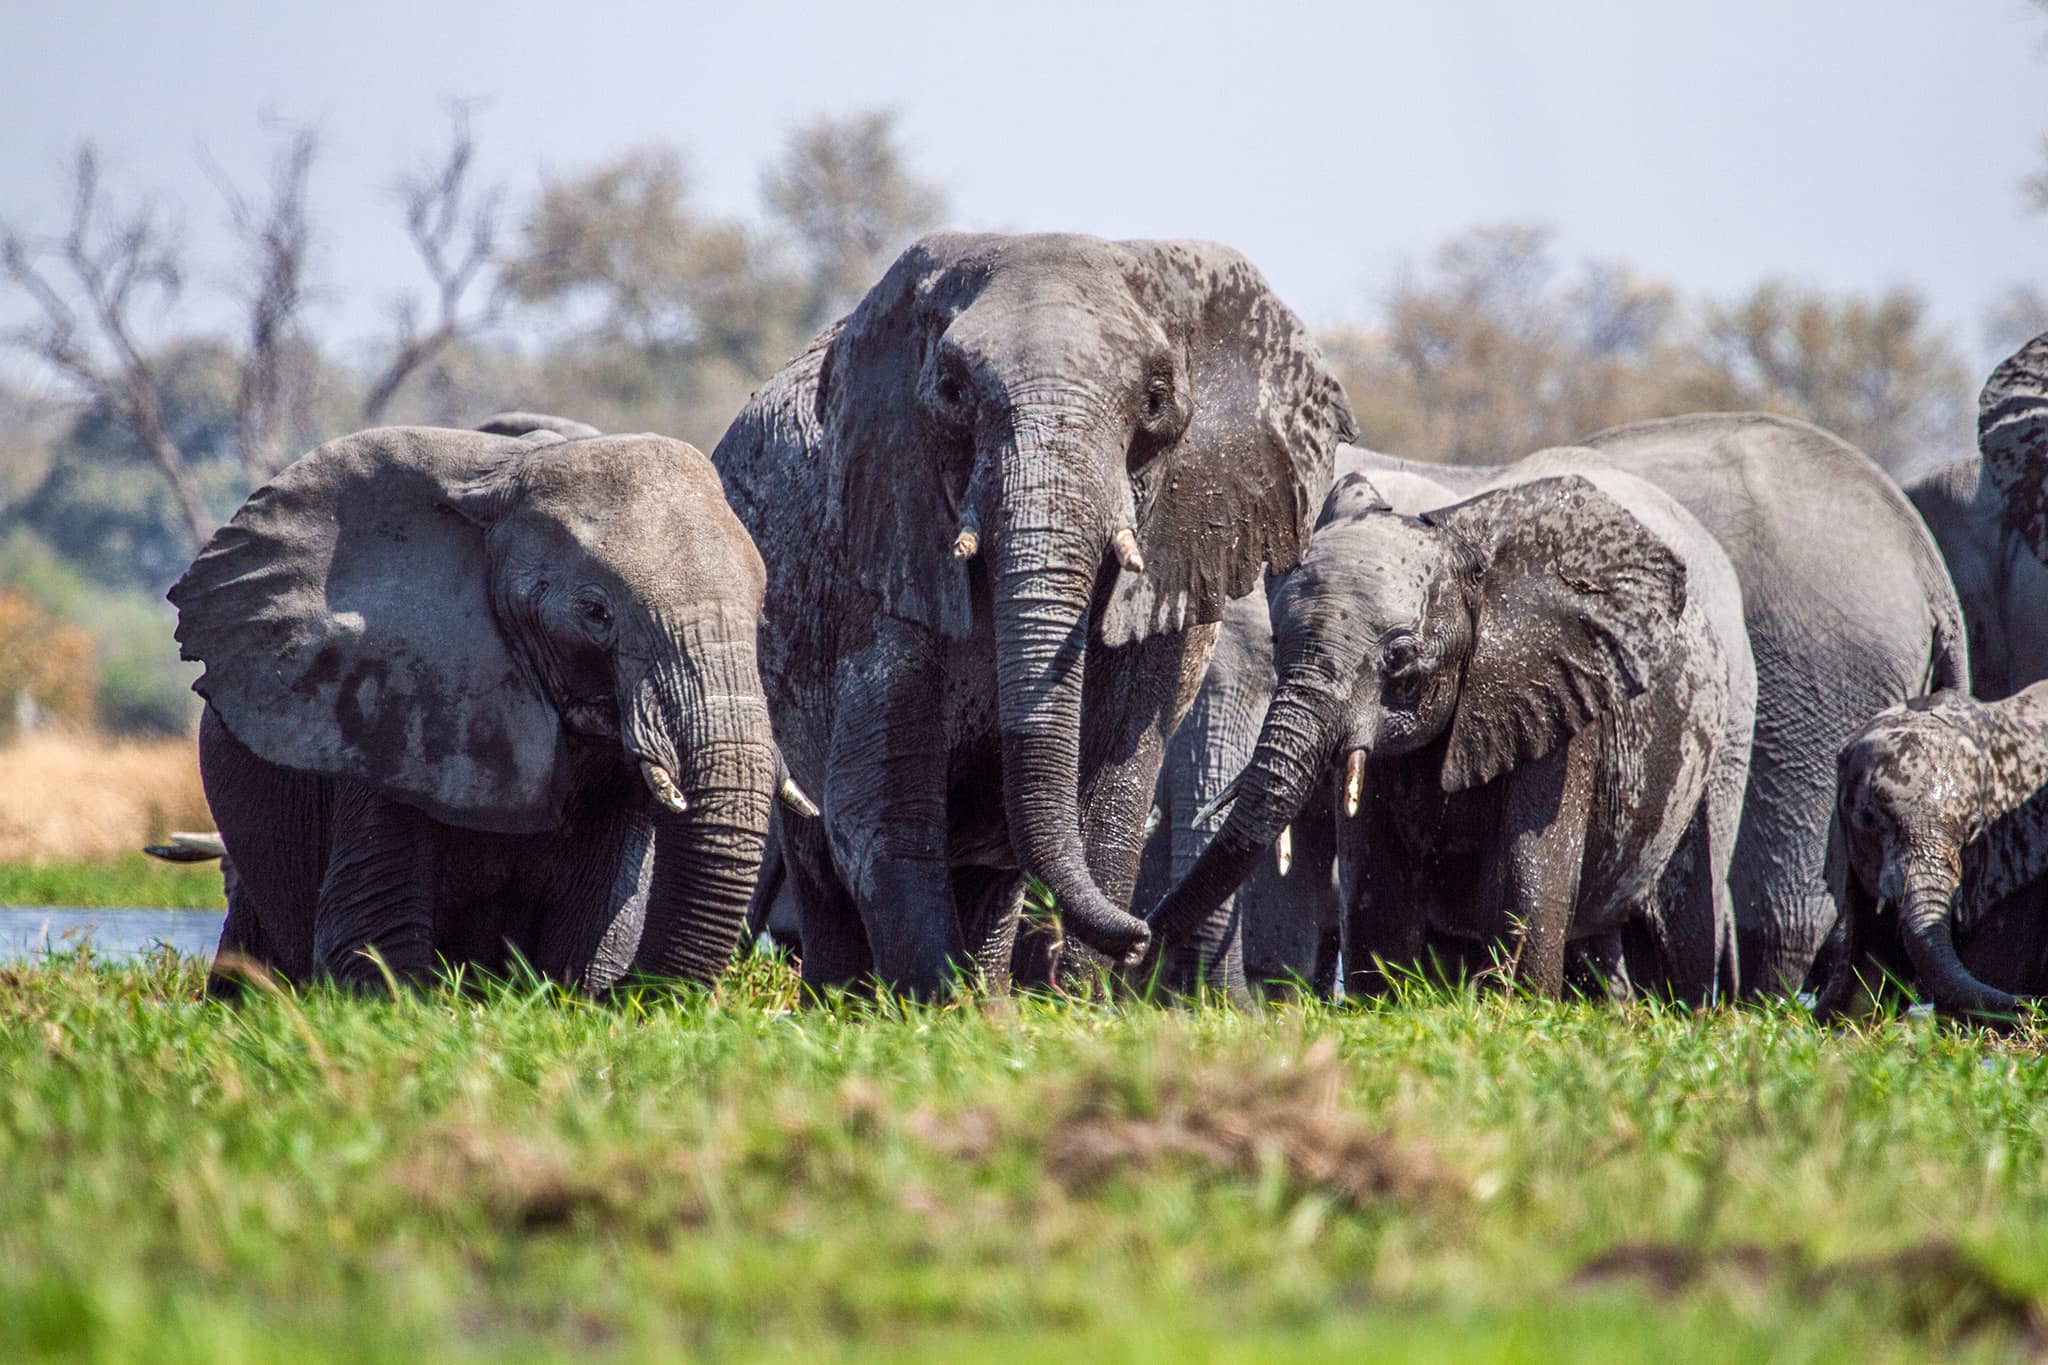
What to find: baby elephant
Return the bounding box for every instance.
[1150,462,1755,1002]
[175,424,809,994]
[1819,682,2048,1021]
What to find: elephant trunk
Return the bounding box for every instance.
[1148,678,1355,943]
[990,423,1152,963]
[620,625,775,982]
[1895,851,2019,1019]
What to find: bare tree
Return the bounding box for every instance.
[211,124,317,479]
[0,145,213,549]
[360,106,504,424]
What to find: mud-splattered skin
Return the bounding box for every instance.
[713,233,1354,997]
[1134,458,1456,1000]
[174,425,780,993]
[1149,460,1755,1003]
[1342,415,1968,997]
[1820,681,2048,1020]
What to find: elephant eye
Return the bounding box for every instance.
[1381,628,1425,677]
[577,595,612,628]
[1142,374,1173,423]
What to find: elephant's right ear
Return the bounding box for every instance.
[819,235,977,637]
[1425,476,1687,793]
[170,427,573,833]
[1978,329,2048,566]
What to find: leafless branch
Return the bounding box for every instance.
[210,124,317,479]
[0,144,212,550]
[360,105,504,424]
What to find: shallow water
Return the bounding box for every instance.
[0,907,224,962]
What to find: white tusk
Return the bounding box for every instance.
[1192,773,1243,827]
[1344,749,1367,818]
[1111,527,1145,574]
[1276,825,1293,877]
[639,760,689,814]
[1142,804,1162,838]
[952,524,979,560]
[779,775,821,818]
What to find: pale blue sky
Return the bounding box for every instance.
[2,0,2042,368]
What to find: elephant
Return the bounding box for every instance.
[1818,681,2048,1022]
[173,424,808,992]
[1150,458,1756,1003]
[474,411,603,440]
[1338,414,1968,995]
[1902,332,2048,701]
[1136,459,1455,998]
[712,232,1356,997]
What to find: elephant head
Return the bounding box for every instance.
[1979,330,2048,567]
[817,233,1355,957]
[171,427,791,979]
[1149,472,1686,940]
[1834,701,2020,1019]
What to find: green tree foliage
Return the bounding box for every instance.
[1331,225,1969,476]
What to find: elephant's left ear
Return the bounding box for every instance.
[1978,329,2048,566]
[170,427,573,833]
[1098,242,1358,647]
[1424,476,1687,793]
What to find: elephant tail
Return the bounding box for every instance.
[143,831,226,863]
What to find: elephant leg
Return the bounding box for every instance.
[1566,930,1634,1001]
[198,707,327,984]
[1641,805,1721,1006]
[312,784,436,989]
[1245,777,1339,998]
[1493,728,1599,996]
[1076,623,1222,996]
[1338,795,1428,999]
[825,627,964,998]
[1731,721,1843,998]
[781,808,870,995]
[745,812,788,947]
[522,812,659,993]
[954,866,1027,993]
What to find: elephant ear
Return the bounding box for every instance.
[1098,241,1358,647]
[170,426,572,833]
[820,234,978,637]
[1423,476,1687,794]
[1978,329,2048,566]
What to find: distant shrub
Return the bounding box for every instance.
[0,589,95,740]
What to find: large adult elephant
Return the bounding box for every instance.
[713,232,1356,997]
[1136,459,1454,999]
[1904,332,2048,700]
[1338,414,1968,994]
[174,425,801,992]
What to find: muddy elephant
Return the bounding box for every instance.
[1136,459,1454,998]
[713,232,1356,997]
[1343,415,1967,994]
[1819,681,2048,1022]
[1905,332,2048,700]
[174,425,805,992]
[1151,460,1755,1003]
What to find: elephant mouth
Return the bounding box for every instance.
[561,696,620,739]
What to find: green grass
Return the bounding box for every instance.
[0,854,226,909]
[4,951,2047,1362]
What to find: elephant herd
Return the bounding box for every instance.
[159,232,2048,1021]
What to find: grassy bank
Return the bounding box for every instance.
[0,852,224,908]
[4,954,2047,1361]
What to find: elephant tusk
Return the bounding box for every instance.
[953,510,980,561]
[1191,772,1243,827]
[779,774,821,819]
[1344,749,1367,818]
[1111,527,1145,574]
[1276,825,1293,877]
[1142,804,1162,838]
[639,760,689,814]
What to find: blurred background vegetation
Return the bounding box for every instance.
[0,105,2027,741]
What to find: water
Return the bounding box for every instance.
[0,907,225,963]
